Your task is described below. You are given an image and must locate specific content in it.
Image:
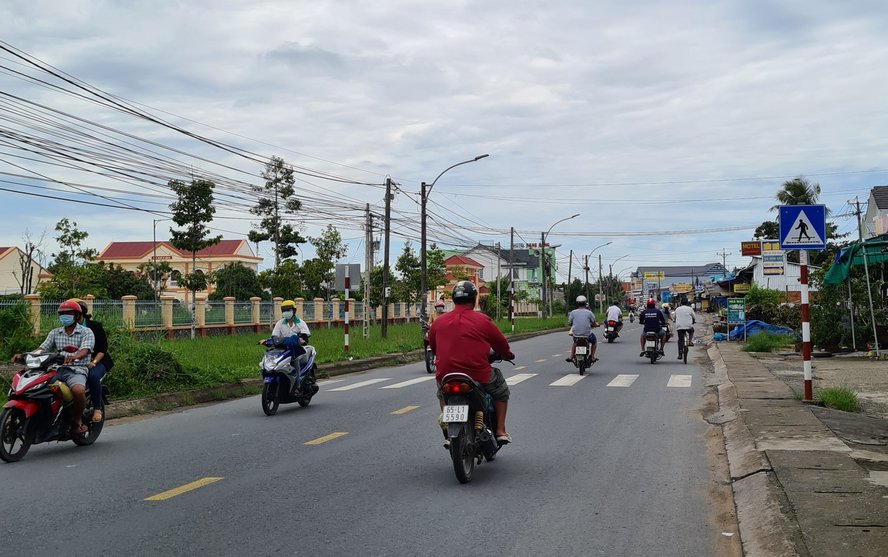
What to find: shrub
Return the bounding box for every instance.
[105,329,199,397]
[0,302,36,359]
[744,284,781,307]
[742,332,794,352]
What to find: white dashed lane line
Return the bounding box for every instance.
[549,374,586,387]
[506,373,538,385]
[328,378,391,391]
[606,374,639,387]
[380,377,436,389]
[667,375,693,388]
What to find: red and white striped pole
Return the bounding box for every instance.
[800,250,812,401]
[344,266,350,354]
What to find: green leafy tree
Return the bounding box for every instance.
[248,156,305,269]
[50,218,97,271]
[564,278,585,311]
[395,242,422,310]
[168,178,221,338]
[306,224,348,299]
[770,176,827,211]
[426,243,447,292]
[365,266,401,307]
[210,263,267,300]
[479,275,511,319]
[138,260,172,292]
[105,263,155,299]
[753,220,779,240]
[299,258,329,300]
[257,259,303,299]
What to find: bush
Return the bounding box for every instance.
[742,332,794,352]
[744,284,781,307]
[818,387,860,412]
[0,302,36,359]
[105,329,199,397]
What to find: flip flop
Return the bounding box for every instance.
[496,434,512,445]
[91,409,103,424]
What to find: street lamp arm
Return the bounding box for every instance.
[425,154,489,196]
[586,241,613,261]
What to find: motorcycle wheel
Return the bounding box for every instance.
[0,408,32,463]
[425,349,436,374]
[650,351,657,365]
[578,358,586,375]
[261,382,280,416]
[73,409,104,446]
[607,334,614,343]
[450,423,474,484]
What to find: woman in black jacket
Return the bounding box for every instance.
[70,299,114,423]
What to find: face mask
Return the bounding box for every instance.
[59,315,76,327]
[282,311,293,320]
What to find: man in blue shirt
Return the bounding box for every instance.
[639,298,667,357]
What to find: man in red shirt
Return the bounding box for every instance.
[429,281,515,444]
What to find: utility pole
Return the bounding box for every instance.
[567,250,573,307]
[584,255,590,301]
[363,203,372,338]
[509,227,515,332]
[496,242,502,321]
[539,232,545,318]
[854,196,865,241]
[718,249,731,277]
[381,177,392,338]
[420,181,428,321]
[598,254,604,315]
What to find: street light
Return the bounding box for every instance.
[584,241,612,304]
[420,154,489,319]
[607,254,630,307]
[540,213,580,317]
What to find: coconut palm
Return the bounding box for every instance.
[770,176,830,215]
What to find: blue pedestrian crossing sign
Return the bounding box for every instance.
[778,205,826,250]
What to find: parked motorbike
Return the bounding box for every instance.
[643,331,662,364]
[571,335,593,375]
[259,336,319,416]
[1,350,108,463]
[439,354,514,484]
[421,319,435,374]
[604,320,621,343]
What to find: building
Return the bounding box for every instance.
[0,246,52,295]
[461,244,541,297]
[632,263,727,300]
[96,239,261,301]
[864,185,888,238]
[442,254,484,295]
[733,258,818,301]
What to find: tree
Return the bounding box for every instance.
[168,178,222,338]
[479,275,511,319]
[307,224,348,300]
[299,258,330,300]
[258,260,303,299]
[139,260,172,293]
[248,156,304,269]
[104,263,155,300]
[563,278,585,311]
[50,218,97,271]
[770,176,827,212]
[753,220,779,240]
[210,263,267,301]
[14,230,45,295]
[395,242,422,311]
[426,243,447,292]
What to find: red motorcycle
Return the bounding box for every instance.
[1,350,107,463]
[421,319,436,374]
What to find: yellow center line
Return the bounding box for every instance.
[305,431,348,445]
[145,477,224,501]
[391,405,420,415]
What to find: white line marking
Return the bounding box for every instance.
[513,366,527,371]
[535,359,547,363]
[667,375,693,388]
[380,376,436,389]
[328,378,391,391]
[317,379,345,386]
[552,354,563,358]
[550,374,586,387]
[607,374,639,387]
[506,373,537,385]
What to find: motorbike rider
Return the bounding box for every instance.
[69,298,113,424]
[429,280,515,445]
[639,298,668,357]
[605,302,624,334]
[674,297,697,357]
[11,301,95,436]
[429,299,446,323]
[268,299,315,372]
[566,295,599,363]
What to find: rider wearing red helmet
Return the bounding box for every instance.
[11,301,95,435]
[639,298,667,357]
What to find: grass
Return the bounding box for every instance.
[742,332,795,353]
[818,387,860,412]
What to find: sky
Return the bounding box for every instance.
[2,0,888,284]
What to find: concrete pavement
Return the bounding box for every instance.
[709,334,888,556]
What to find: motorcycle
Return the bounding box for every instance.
[604,320,621,343]
[643,330,663,364]
[629,313,635,323]
[421,319,435,374]
[1,350,108,463]
[259,336,319,416]
[440,354,514,484]
[571,335,593,375]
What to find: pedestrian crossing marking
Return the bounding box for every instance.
[607,374,639,387]
[550,374,587,387]
[513,366,527,371]
[328,378,390,391]
[667,375,693,388]
[506,373,537,385]
[380,377,435,389]
[535,359,547,363]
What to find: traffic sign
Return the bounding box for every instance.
[761,239,784,276]
[779,205,826,250]
[643,271,665,280]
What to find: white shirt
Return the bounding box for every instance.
[272,318,311,339]
[674,305,696,330]
[606,305,622,322]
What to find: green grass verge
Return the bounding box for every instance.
[818,387,860,412]
[742,332,795,353]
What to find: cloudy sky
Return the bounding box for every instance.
[2,0,887,282]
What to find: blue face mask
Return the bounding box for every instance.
[59,314,76,327]
[282,311,293,320]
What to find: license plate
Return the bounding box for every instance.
[442,405,469,423]
[575,346,588,355]
[645,340,657,349]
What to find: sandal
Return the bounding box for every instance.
[91,409,104,424]
[74,423,88,436]
[496,433,512,445]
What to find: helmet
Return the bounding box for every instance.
[58,300,82,315]
[662,303,670,309]
[281,300,295,309]
[66,297,88,316]
[451,281,477,304]
[646,298,656,308]
[576,295,587,304]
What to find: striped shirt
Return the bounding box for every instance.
[39,324,95,374]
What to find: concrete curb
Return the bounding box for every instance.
[103,327,567,420]
[706,341,805,557]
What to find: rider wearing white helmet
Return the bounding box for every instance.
[566,295,600,363]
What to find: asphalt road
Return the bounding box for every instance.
[0,324,740,556]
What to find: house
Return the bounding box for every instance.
[96,239,261,302]
[0,246,52,295]
[733,258,818,302]
[442,255,485,297]
[632,263,727,301]
[864,185,888,238]
[461,244,541,297]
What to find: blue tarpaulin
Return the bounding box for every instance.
[728,320,795,341]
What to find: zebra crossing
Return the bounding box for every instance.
[320,371,694,391]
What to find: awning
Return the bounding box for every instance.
[822,234,888,285]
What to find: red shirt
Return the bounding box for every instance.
[428,304,513,384]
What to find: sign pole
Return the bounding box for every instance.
[344,266,350,354]
[800,250,812,400]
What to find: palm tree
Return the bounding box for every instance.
[770,176,830,215]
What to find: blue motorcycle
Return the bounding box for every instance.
[259,336,319,416]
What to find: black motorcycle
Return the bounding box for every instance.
[643,329,664,364]
[421,319,435,374]
[439,354,513,484]
[571,336,592,375]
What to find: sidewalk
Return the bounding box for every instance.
[710,340,888,556]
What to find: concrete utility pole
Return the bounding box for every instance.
[598,254,604,315]
[539,232,545,319]
[381,177,392,338]
[509,227,515,332]
[496,242,502,321]
[567,249,573,304]
[584,255,590,302]
[718,249,731,277]
[363,203,372,339]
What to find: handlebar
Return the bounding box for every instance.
[488,352,516,365]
